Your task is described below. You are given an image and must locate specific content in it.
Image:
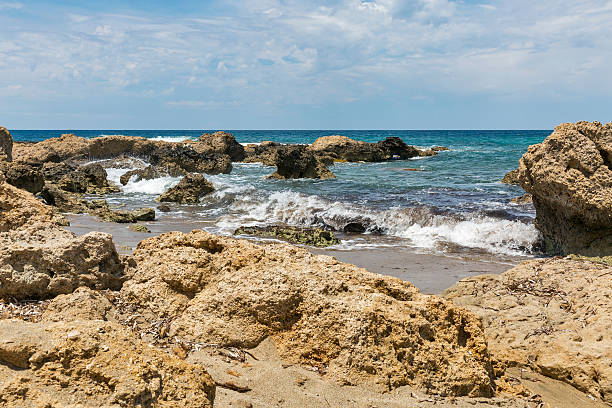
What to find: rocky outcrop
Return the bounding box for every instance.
[13,133,90,163]
[0,319,215,408]
[0,162,44,193]
[0,179,124,300]
[0,127,13,161]
[57,163,119,194]
[158,174,215,204]
[501,169,520,185]
[517,121,612,255]
[193,131,246,161]
[120,230,496,397]
[242,141,282,165]
[308,135,426,162]
[443,258,612,404]
[234,225,340,247]
[268,145,335,179]
[120,165,168,185]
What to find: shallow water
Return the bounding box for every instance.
[12,129,548,261]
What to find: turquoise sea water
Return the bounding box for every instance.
[11,129,549,258]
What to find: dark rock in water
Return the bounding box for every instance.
[234,225,340,247]
[149,145,232,175]
[129,224,151,233]
[242,141,282,165]
[132,207,155,221]
[193,131,246,162]
[268,145,335,180]
[343,222,367,234]
[377,137,421,159]
[518,121,612,255]
[119,165,168,185]
[0,126,13,161]
[1,162,44,193]
[501,169,520,185]
[58,163,119,195]
[308,135,426,162]
[157,204,171,212]
[158,173,215,204]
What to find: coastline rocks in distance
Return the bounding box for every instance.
[0,319,215,408]
[518,121,612,255]
[234,225,340,247]
[443,258,612,404]
[0,126,13,161]
[158,173,214,204]
[268,145,335,180]
[120,230,496,397]
[0,179,124,300]
[308,135,427,162]
[193,131,246,162]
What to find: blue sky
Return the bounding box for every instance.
[1,0,611,129]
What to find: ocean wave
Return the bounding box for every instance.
[98,134,195,143]
[104,167,181,195]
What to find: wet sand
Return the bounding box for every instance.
[67,214,519,294]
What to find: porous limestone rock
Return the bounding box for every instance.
[0,126,13,161]
[501,169,520,185]
[120,230,496,397]
[0,319,215,408]
[518,121,612,255]
[13,133,90,163]
[308,135,425,162]
[234,225,340,247]
[242,141,282,165]
[0,162,44,193]
[58,163,119,194]
[268,145,335,180]
[0,175,56,232]
[158,173,215,204]
[194,131,246,161]
[443,258,612,404]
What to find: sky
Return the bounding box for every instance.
[0,0,611,129]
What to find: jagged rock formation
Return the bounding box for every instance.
[0,162,44,193]
[443,258,612,404]
[234,225,340,247]
[501,169,520,185]
[192,131,246,161]
[242,141,283,165]
[158,173,215,204]
[0,178,124,300]
[308,136,425,162]
[268,145,335,180]
[57,163,119,194]
[518,121,612,255]
[0,319,215,408]
[0,127,13,161]
[120,230,496,397]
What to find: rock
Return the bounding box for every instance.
[40,183,89,213]
[129,224,151,233]
[58,163,118,194]
[158,174,215,204]
[268,146,335,180]
[120,230,496,397]
[42,286,114,322]
[148,144,232,175]
[120,165,166,185]
[0,177,56,232]
[501,169,521,185]
[242,141,282,165]
[132,207,155,221]
[510,193,533,204]
[517,121,612,255]
[13,133,90,163]
[443,258,612,404]
[0,162,44,193]
[40,161,79,182]
[343,222,367,233]
[194,131,246,161]
[0,126,13,161]
[0,319,215,407]
[308,135,425,162]
[157,204,171,212]
[234,225,340,247]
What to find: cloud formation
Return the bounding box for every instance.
[0,0,611,128]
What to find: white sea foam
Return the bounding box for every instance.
[104,167,181,195]
[149,136,195,143]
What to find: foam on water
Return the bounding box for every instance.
[105,167,181,195]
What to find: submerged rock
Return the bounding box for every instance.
[0,319,215,408]
[268,145,335,180]
[0,126,13,161]
[443,258,612,404]
[518,121,612,255]
[120,230,496,397]
[234,225,340,247]
[158,173,215,204]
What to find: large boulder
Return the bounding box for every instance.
[0,179,124,300]
[269,145,335,179]
[0,162,44,194]
[518,121,612,255]
[242,141,283,165]
[158,173,215,204]
[120,230,496,397]
[234,225,340,247]
[0,127,13,161]
[0,319,215,408]
[57,163,118,194]
[193,131,246,162]
[308,135,425,162]
[13,133,90,163]
[443,258,612,404]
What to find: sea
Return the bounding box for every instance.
[11,129,549,261]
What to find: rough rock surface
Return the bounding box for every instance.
[0,179,124,300]
[58,163,119,194]
[242,141,282,165]
[443,258,612,404]
[158,173,215,204]
[517,121,612,255]
[13,133,90,163]
[0,319,215,408]
[269,145,335,179]
[501,169,520,185]
[234,225,340,247]
[308,135,424,162]
[0,162,44,193]
[193,131,246,161]
[120,230,496,397]
[0,126,13,161]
